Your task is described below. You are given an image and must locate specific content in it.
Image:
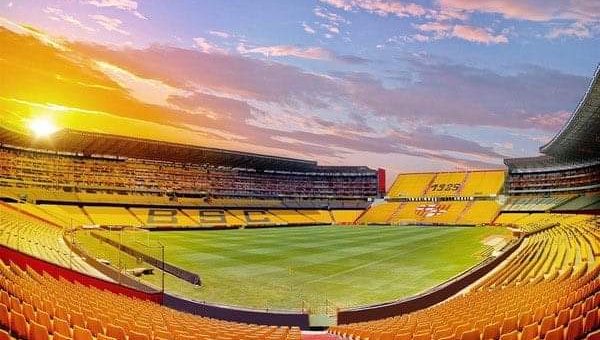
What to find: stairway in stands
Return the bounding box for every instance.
[457,171,470,196]
[422,174,438,196]
[386,202,406,224]
[454,200,474,224]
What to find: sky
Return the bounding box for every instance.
[1,0,599,179]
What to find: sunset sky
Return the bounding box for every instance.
[1,0,600,176]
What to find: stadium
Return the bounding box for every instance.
[1,2,600,339]
[0,62,598,339]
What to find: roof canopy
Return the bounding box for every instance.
[540,64,600,159]
[0,127,375,174]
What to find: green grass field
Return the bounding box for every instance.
[76,225,510,313]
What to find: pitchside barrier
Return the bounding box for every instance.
[337,236,524,324]
[0,243,163,303]
[2,241,312,328]
[163,293,310,329]
[90,231,202,285]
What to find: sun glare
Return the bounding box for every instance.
[28,116,59,137]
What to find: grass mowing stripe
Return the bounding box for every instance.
[77,225,511,312]
[302,228,460,284]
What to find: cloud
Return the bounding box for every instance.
[314,6,350,25]
[208,30,231,39]
[311,6,350,38]
[62,36,588,169]
[43,7,96,32]
[451,25,508,44]
[73,40,588,133]
[322,0,600,40]
[84,0,147,19]
[239,44,334,60]
[437,0,600,22]
[90,14,130,35]
[4,17,573,172]
[336,55,370,64]
[94,60,190,107]
[411,22,508,44]
[546,22,591,39]
[192,37,228,54]
[438,0,600,39]
[525,111,572,131]
[336,58,588,131]
[320,0,427,17]
[238,43,369,64]
[302,22,316,34]
[414,21,451,38]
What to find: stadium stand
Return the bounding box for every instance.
[503,65,600,216]
[359,201,502,226]
[424,172,467,197]
[35,205,92,227]
[330,210,363,224]
[328,63,600,339]
[460,171,506,197]
[493,213,530,225]
[297,210,333,224]
[455,201,501,225]
[554,194,600,212]
[83,207,140,227]
[0,63,599,337]
[502,195,576,212]
[387,173,435,198]
[0,260,302,340]
[330,214,600,339]
[356,202,402,224]
[0,144,380,204]
[387,170,505,199]
[129,208,198,228]
[0,203,103,277]
[360,170,506,226]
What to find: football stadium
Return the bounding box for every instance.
[0,64,599,339]
[2,2,600,340]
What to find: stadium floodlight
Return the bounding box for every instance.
[28,116,59,137]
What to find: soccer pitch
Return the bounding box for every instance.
[76,225,510,313]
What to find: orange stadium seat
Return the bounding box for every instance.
[0,261,301,340]
[330,213,600,340]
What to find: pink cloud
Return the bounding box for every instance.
[438,0,557,22]
[414,21,451,39]
[90,14,130,35]
[412,22,507,44]
[65,39,588,169]
[451,25,508,44]
[238,44,334,60]
[237,44,369,64]
[438,0,600,23]
[526,111,572,131]
[193,37,227,54]
[84,0,147,19]
[320,0,427,18]
[43,7,96,32]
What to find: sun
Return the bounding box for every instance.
[28,116,59,137]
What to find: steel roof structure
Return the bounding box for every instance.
[0,127,375,174]
[540,64,600,159]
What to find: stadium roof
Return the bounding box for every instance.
[0,126,375,173]
[504,155,600,172]
[540,64,600,159]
